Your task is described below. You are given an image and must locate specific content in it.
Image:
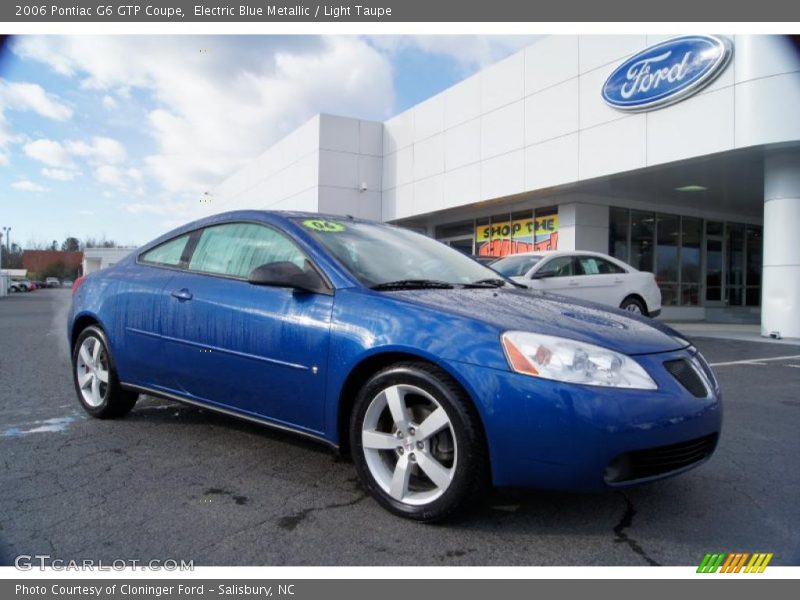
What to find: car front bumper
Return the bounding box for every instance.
[446,346,722,491]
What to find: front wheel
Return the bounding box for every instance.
[350,362,488,522]
[72,325,138,418]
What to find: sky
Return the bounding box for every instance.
[0,35,539,249]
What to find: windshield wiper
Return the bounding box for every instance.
[371,279,455,291]
[466,277,528,289]
[464,278,508,288]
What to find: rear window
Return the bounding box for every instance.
[139,234,190,267]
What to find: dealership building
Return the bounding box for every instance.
[210,35,800,338]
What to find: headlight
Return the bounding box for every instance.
[501,331,657,390]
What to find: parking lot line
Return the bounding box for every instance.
[709,354,800,367]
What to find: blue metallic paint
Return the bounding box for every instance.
[68,210,722,490]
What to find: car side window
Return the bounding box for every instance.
[578,256,626,275]
[536,256,574,277]
[139,234,191,267]
[187,222,307,279]
[601,258,626,274]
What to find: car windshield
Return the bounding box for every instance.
[295,218,502,288]
[491,255,543,277]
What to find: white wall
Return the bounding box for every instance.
[83,248,135,275]
[380,35,800,222]
[211,116,322,215]
[317,115,383,221]
[212,114,383,220]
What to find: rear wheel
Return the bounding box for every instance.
[350,362,488,522]
[72,325,138,418]
[620,296,647,316]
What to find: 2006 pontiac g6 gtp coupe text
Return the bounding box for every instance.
[68,211,721,521]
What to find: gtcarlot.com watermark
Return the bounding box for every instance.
[15,554,194,571]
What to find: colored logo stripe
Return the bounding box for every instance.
[697,552,773,573]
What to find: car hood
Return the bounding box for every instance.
[385,287,689,356]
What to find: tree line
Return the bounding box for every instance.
[1,236,124,274]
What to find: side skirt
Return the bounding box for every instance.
[121,382,339,451]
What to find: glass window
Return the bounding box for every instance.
[188,223,306,278]
[296,218,499,287]
[727,223,745,306]
[537,256,574,277]
[746,225,763,307]
[532,208,559,251]
[608,207,629,263]
[511,210,534,249]
[656,214,679,306]
[435,221,474,239]
[577,256,625,275]
[706,221,724,236]
[630,211,655,272]
[492,254,543,277]
[680,217,702,306]
[139,234,190,267]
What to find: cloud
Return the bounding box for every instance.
[0,79,73,164]
[12,179,49,192]
[25,136,129,190]
[0,80,73,120]
[94,164,143,192]
[66,136,126,164]
[101,95,117,110]
[14,36,395,197]
[367,35,541,71]
[42,167,77,181]
[23,139,73,168]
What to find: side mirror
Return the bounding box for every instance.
[530,270,556,280]
[248,261,326,294]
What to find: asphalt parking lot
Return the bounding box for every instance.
[1,289,798,566]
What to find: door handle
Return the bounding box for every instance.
[171,288,193,301]
[613,279,624,284]
[568,280,580,286]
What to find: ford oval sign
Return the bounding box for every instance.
[602,35,732,112]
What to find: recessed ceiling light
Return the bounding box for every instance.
[675,185,708,192]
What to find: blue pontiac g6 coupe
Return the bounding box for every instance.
[68,211,721,521]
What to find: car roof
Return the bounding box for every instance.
[496,250,618,259]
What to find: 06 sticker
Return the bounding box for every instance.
[302,219,345,232]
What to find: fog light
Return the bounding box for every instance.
[604,454,632,484]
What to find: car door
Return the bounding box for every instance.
[527,255,581,296]
[113,233,190,389]
[159,222,334,434]
[568,256,627,307]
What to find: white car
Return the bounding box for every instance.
[491,250,662,317]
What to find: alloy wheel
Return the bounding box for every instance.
[75,336,110,408]
[361,383,457,506]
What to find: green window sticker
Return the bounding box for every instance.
[302,219,346,233]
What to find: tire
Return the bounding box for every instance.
[620,296,647,316]
[72,325,138,419]
[350,361,488,522]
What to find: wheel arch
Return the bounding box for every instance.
[70,312,103,350]
[620,293,649,316]
[335,350,489,462]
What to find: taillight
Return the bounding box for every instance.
[72,276,86,296]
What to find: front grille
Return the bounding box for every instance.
[604,433,718,483]
[664,358,708,398]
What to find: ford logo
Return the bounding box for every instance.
[602,35,732,112]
